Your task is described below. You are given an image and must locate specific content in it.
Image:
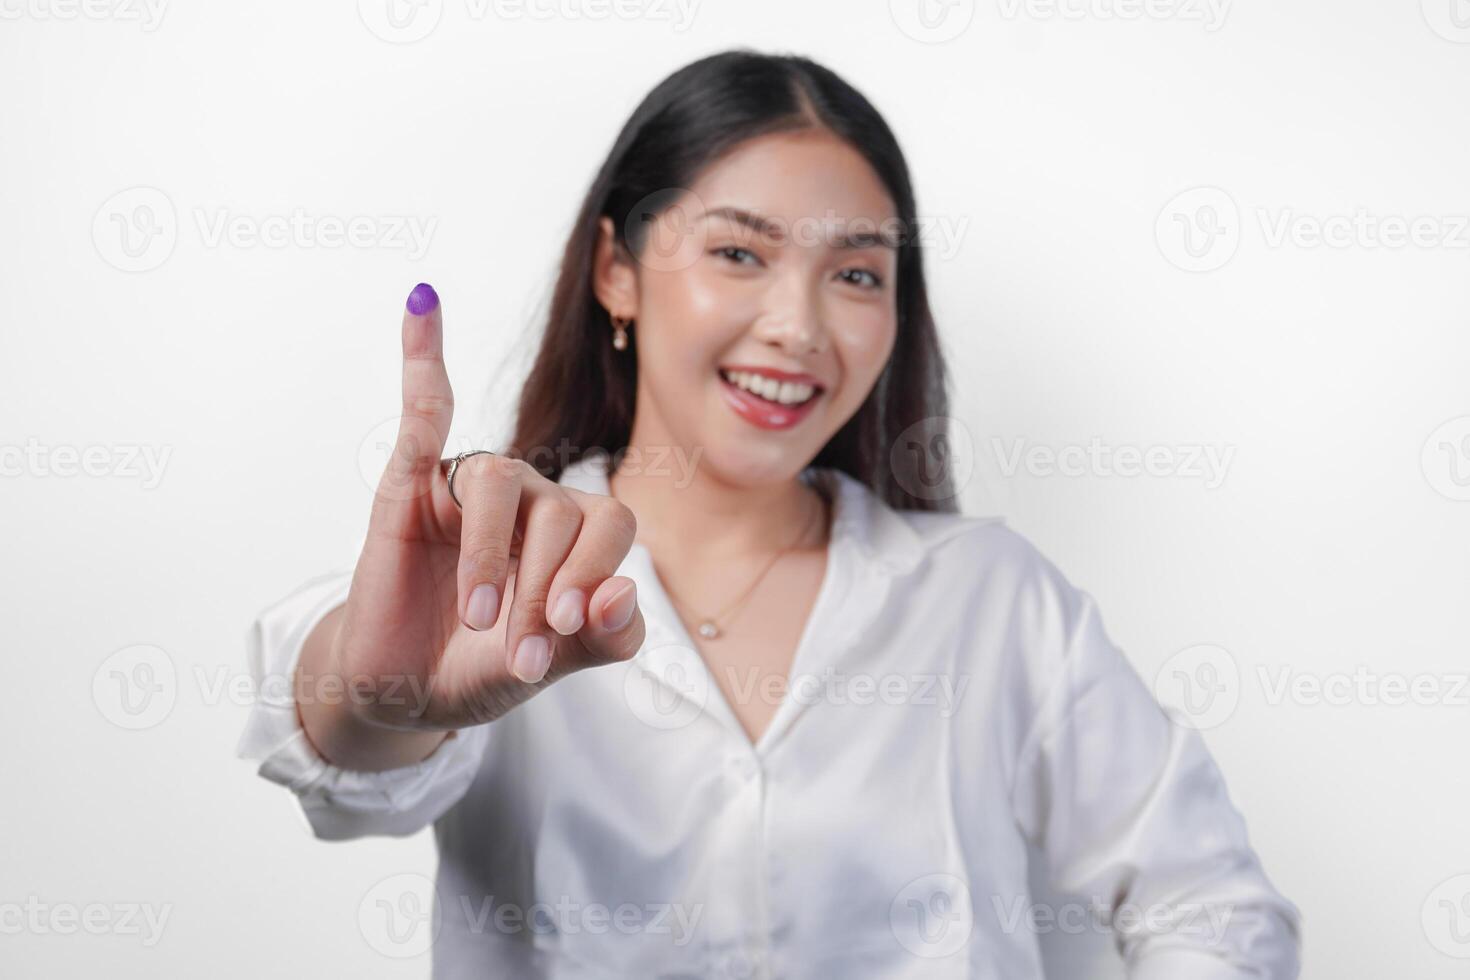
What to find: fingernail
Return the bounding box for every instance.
[549,589,586,635]
[406,282,439,315]
[512,634,552,684]
[601,583,637,633]
[466,584,499,631]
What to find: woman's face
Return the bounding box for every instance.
[597,129,901,489]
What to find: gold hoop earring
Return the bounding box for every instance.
[611,315,632,351]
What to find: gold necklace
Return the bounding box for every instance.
[660,485,828,641]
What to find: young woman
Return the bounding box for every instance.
[239,50,1302,979]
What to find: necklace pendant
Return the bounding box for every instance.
[697,621,720,639]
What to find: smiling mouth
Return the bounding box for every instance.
[717,368,824,408]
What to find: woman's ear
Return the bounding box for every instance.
[592,216,639,320]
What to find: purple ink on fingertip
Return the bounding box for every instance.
[406,282,439,315]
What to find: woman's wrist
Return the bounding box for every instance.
[294,605,450,772]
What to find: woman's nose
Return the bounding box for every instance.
[752,278,829,355]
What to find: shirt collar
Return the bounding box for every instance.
[555,453,934,750]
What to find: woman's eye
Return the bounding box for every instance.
[713,246,759,266]
[839,268,883,289]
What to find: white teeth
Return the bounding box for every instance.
[721,370,816,406]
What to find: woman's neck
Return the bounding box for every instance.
[606,449,830,564]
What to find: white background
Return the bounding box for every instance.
[2,1,1468,977]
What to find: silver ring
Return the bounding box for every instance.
[443,450,494,509]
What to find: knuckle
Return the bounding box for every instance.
[513,594,549,625]
[405,393,453,417]
[594,496,639,540]
[460,544,508,580]
[463,452,502,481]
[492,454,527,480]
[544,494,584,529]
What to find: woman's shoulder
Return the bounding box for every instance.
[899,508,1095,633]
[900,507,1050,577]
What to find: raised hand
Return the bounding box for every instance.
[298,284,646,762]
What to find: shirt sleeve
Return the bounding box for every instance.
[1009,584,1303,980]
[234,567,490,841]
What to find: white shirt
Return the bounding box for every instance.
[237,455,1302,979]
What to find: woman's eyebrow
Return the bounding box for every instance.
[699,206,782,241]
[699,205,900,249]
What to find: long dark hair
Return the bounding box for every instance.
[507,49,958,512]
